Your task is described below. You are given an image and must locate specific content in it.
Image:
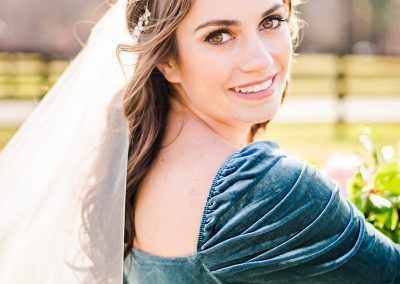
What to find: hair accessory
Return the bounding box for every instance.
[132,1,151,44]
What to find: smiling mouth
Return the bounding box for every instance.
[229,75,276,94]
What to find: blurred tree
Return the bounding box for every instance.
[298,0,400,55]
[0,0,399,57]
[0,0,107,58]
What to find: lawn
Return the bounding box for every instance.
[1,123,399,166]
[258,122,400,167]
[0,127,18,150]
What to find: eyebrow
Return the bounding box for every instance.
[194,3,286,32]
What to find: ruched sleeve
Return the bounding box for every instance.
[197,141,400,284]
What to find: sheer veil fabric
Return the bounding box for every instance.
[0,0,135,283]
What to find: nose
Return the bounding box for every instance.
[238,33,274,73]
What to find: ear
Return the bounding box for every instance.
[156,58,181,84]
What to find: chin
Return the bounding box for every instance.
[237,109,279,125]
[257,103,281,123]
[230,92,283,124]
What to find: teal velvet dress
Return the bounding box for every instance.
[124,141,400,283]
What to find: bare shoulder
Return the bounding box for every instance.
[133,119,237,257]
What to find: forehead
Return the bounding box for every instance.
[184,0,286,25]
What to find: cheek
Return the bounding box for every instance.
[278,30,293,71]
[178,45,231,94]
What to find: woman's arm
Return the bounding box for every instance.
[198,141,400,283]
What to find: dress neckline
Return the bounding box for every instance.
[131,140,275,261]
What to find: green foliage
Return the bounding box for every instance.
[347,127,400,243]
[0,128,17,149]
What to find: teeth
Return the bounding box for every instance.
[261,81,269,89]
[233,79,272,94]
[253,85,261,92]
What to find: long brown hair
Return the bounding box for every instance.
[121,0,303,258]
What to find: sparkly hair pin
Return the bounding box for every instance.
[132,1,151,44]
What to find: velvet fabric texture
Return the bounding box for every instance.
[124,141,400,283]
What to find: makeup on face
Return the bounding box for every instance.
[172,0,292,129]
[228,73,278,100]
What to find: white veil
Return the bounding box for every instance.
[0,0,134,283]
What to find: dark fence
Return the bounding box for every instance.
[1,52,400,101]
[0,53,69,100]
[291,54,400,97]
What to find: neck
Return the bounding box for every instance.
[168,98,252,149]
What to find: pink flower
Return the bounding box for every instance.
[322,153,363,197]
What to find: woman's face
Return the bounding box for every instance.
[163,0,292,129]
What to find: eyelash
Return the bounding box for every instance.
[204,15,287,45]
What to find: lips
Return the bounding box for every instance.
[228,74,277,100]
[230,74,277,90]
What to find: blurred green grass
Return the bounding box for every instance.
[1,52,399,163]
[258,122,400,167]
[2,123,399,166]
[0,127,18,149]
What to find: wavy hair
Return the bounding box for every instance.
[120,0,303,257]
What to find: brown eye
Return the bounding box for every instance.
[205,29,232,45]
[262,16,286,30]
[211,34,224,43]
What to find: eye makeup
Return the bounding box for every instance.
[204,14,288,45]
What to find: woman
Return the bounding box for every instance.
[0,0,398,283]
[122,0,400,283]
